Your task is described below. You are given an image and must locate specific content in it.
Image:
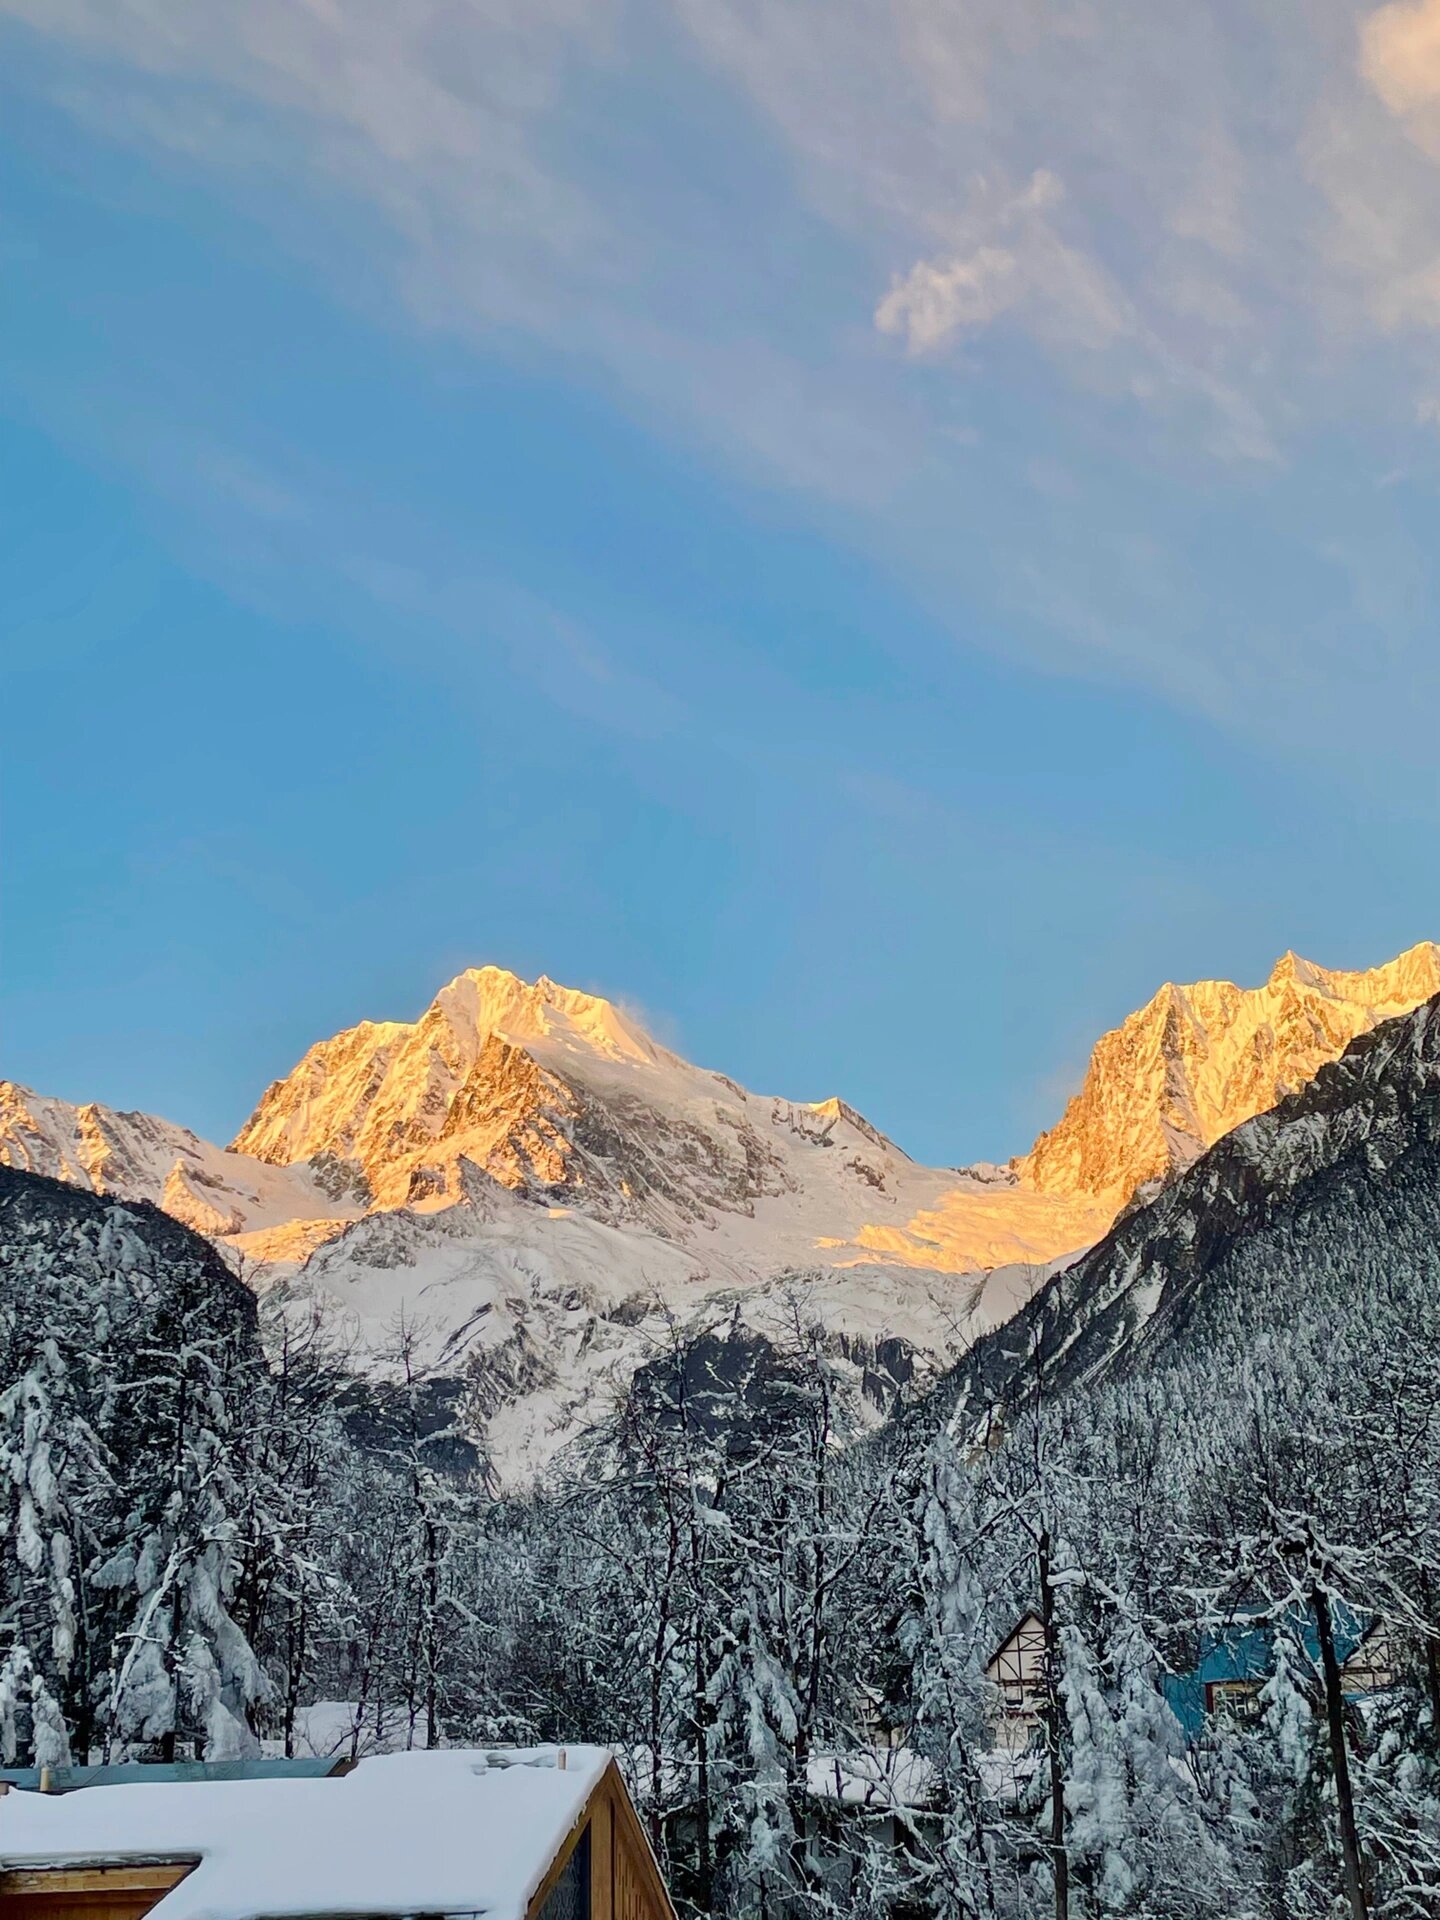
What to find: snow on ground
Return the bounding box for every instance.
[263,1701,430,1760]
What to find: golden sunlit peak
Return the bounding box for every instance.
[432,965,661,1067]
[1266,949,1318,987]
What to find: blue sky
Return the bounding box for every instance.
[5,0,1440,1165]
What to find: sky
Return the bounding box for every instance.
[5,0,1440,1167]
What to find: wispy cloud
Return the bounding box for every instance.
[9,0,1440,771]
[0,0,1332,459]
[875,170,1134,359]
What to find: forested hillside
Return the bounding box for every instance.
[0,1168,471,1765]
[943,989,1440,1419]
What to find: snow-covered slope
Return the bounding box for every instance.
[6,945,1436,1482]
[0,1082,356,1240]
[262,1164,1031,1482]
[228,964,1111,1276]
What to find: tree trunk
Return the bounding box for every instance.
[162,1353,189,1765]
[1418,1569,1440,1732]
[693,1620,713,1914]
[1311,1586,1368,1920]
[284,1592,307,1760]
[423,1510,439,1752]
[1038,1526,1068,1920]
[648,1504,678,1850]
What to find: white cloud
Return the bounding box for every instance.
[0,0,1402,463]
[876,245,1020,351]
[1362,0,1440,121]
[874,169,1134,358]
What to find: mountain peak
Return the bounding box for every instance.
[951,987,1440,1436]
[431,966,665,1069]
[806,1096,903,1158]
[1266,948,1313,987]
[229,963,684,1200]
[11,940,1440,1484]
[1019,940,1440,1210]
[1265,941,1440,1002]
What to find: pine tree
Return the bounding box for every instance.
[900,1437,1006,1920]
[710,1578,802,1920]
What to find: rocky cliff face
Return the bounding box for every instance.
[945,984,1440,1433]
[222,963,1107,1272]
[1015,942,1440,1212]
[227,947,1440,1259]
[230,969,805,1231]
[231,969,676,1205]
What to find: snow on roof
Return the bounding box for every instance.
[0,1746,613,1920]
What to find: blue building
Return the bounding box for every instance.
[0,1758,344,1794]
[1162,1605,1393,1740]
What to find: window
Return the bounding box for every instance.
[1205,1680,1262,1724]
[537,1826,591,1920]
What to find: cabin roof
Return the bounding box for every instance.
[1189,1604,1375,1684]
[0,1746,613,1920]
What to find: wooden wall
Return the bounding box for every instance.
[526,1763,674,1920]
[0,1862,195,1920]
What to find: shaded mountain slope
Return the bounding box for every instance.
[0,1161,260,1336]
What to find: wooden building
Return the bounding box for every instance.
[1339,1620,1396,1696]
[0,1748,673,1920]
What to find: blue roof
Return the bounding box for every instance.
[0,1758,345,1793]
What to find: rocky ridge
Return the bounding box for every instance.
[1015,942,1440,1210]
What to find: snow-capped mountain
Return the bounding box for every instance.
[0,1082,353,1240]
[5,943,1436,1480]
[1016,942,1440,1212]
[944,981,1440,1433]
[228,965,1109,1276]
